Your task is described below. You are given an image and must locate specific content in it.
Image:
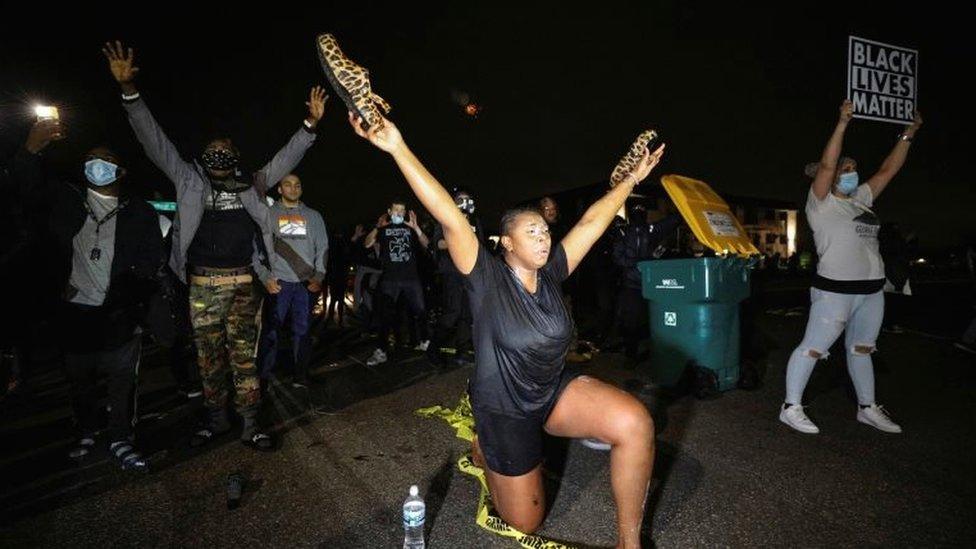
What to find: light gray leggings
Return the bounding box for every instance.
[785,288,884,406]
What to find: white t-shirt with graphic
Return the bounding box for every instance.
[806,184,884,281]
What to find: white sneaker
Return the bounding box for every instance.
[580,438,612,451]
[857,404,902,433]
[366,348,388,366]
[414,340,430,352]
[779,404,820,434]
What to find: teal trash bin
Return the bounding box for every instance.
[637,257,753,391]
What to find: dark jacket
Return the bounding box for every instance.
[432,216,486,275]
[0,159,29,286]
[11,148,163,351]
[612,214,683,289]
[878,223,911,291]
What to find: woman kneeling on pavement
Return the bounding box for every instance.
[350,111,662,548]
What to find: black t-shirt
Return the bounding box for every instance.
[547,222,568,246]
[327,237,350,284]
[377,225,419,281]
[187,183,258,269]
[433,216,484,274]
[464,242,573,416]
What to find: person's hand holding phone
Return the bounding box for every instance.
[25,118,64,154]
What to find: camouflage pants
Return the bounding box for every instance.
[190,280,262,415]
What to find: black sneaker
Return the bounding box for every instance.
[177,384,204,400]
[242,431,275,452]
[426,346,445,366]
[190,422,231,448]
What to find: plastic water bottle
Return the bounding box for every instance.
[402,485,425,549]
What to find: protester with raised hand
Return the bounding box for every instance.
[103,40,327,451]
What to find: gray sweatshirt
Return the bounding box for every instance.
[253,201,328,284]
[122,96,316,282]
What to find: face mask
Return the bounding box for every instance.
[390,214,405,225]
[84,159,119,187]
[201,148,240,171]
[836,171,859,195]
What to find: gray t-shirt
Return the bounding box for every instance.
[806,184,884,281]
[68,189,118,306]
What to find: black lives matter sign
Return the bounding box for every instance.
[847,36,918,124]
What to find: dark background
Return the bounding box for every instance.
[1,3,971,248]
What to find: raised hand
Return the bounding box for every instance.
[627,144,667,186]
[348,112,404,154]
[352,224,366,240]
[25,119,65,154]
[839,99,854,124]
[306,86,329,128]
[406,210,419,229]
[904,110,923,137]
[102,41,139,94]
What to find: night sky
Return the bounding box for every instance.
[2,4,972,247]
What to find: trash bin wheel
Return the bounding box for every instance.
[692,365,720,400]
[737,361,762,391]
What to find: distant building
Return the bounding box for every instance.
[725,195,799,258]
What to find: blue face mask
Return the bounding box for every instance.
[390,214,405,225]
[836,171,859,195]
[84,159,119,187]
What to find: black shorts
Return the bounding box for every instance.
[472,366,580,476]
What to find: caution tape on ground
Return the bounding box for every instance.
[415,393,476,443]
[415,396,576,549]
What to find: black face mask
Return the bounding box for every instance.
[201,148,240,171]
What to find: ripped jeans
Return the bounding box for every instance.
[785,288,884,406]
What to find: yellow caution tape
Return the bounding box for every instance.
[416,396,577,549]
[414,393,476,443]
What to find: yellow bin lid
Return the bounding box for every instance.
[660,174,760,257]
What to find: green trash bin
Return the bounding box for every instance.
[637,256,753,391]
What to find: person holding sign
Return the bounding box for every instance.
[780,99,922,435]
[349,110,663,547]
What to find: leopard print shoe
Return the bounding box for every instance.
[610,130,660,186]
[316,33,391,130]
